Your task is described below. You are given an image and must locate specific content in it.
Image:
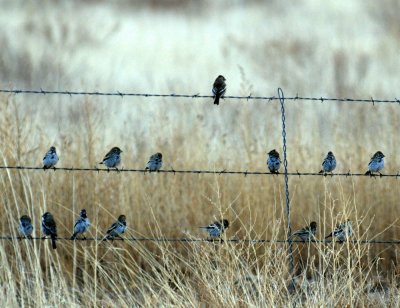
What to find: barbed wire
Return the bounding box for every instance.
[0,166,398,177]
[2,236,400,244]
[1,88,400,104]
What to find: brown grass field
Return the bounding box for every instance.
[0,0,399,306]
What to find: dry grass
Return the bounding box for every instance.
[0,0,399,306]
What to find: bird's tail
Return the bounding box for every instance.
[213,94,220,105]
[325,233,332,239]
[51,234,57,249]
[365,170,371,175]
[70,233,77,240]
[318,170,324,174]
[99,162,103,165]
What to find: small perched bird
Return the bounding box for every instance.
[199,219,229,238]
[212,75,226,105]
[18,215,33,239]
[291,221,317,241]
[103,215,127,240]
[325,220,353,242]
[145,152,163,171]
[365,151,385,176]
[43,146,59,170]
[319,151,337,174]
[267,149,281,173]
[42,212,57,249]
[99,147,122,170]
[71,209,91,240]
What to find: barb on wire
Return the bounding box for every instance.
[0,166,399,177]
[2,236,400,245]
[1,88,400,104]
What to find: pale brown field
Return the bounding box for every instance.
[0,0,399,306]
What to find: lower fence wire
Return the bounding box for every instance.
[2,236,399,244]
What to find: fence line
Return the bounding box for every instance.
[1,88,400,104]
[1,85,399,286]
[0,166,398,177]
[2,236,400,244]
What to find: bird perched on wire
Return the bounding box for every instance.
[212,75,226,105]
[145,152,163,171]
[267,149,281,173]
[99,147,123,171]
[199,219,229,238]
[103,215,127,240]
[42,212,57,249]
[319,151,336,174]
[365,151,385,176]
[291,221,317,242]
[70,209,91,240]
[325,220,353,242]
[43,146,59,170]
[18,215,33,239]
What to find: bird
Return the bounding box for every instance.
[145,152,163,171]
[212,75,226,105]
[70,209,91,240]
[365,151,385,176]
[103,215,127,240]
[325,220,353,242]
[42,212,57,249]
[43,146,59,170]
[291,221,317,241]
[267,149,281,173]
[199,219,229,238]
[99,147,123,170]
[18,215,33,239]
[319,151,337,174]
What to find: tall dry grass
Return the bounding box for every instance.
[0,0,399,306]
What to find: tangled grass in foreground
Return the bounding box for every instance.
[2,215,399,307]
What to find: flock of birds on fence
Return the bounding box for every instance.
[41,146,386,176]
[19,208,353,250]
[14,77,387,250]
[19,211,233,250]
[38,75,386,176]
[19,144,381,250]
[17,144,381,250]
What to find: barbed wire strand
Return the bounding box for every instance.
[279,88,295,288]
[1,88,400,104]
[2,236,400,244]
[0,166,398,177]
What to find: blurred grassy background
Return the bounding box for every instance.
[0,0,399,304]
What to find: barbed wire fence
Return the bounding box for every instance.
[0,87,399,280]
[1,88,400,104]
[4,236,400,244]
[0,166,399,176]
